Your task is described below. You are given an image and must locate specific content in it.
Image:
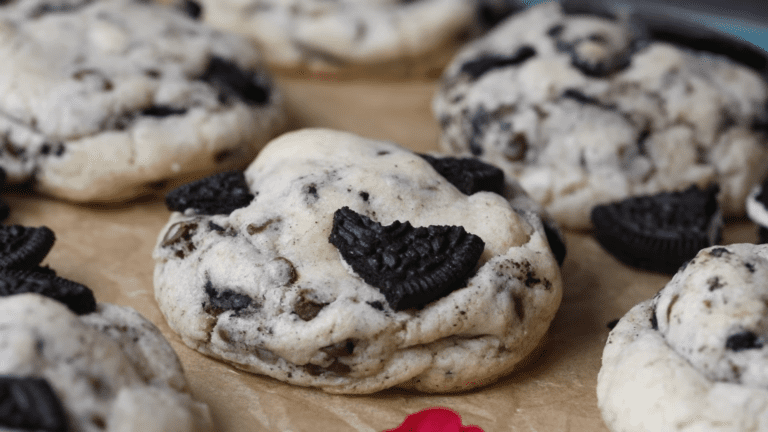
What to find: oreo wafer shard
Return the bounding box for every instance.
[0,167,7,222]
[590,185,722,274]
[0,225,56,270]
[165,171,254,215]
[329,206,485,311]
[746,178,768,244]
[0,376,68,432]
[0,270,96,315]
[420,154,504,196]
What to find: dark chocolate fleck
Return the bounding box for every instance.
[208,221,225,232]
[459,46,536,80]
[709,247,730,257]
[725,331,763,351]
[650,310,658,330]
[179,0,202,19]
[359,191,369,202]
[367,300,384,311]
[294,292,327,321]
[707,276,724,291]
[606,318,620,330]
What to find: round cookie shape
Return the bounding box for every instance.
[153,128,562,394]
[195,0,522,77]
[0,293,213,432]
[0,0,285,202]
[433,2,768,229]
[597,244,768,432]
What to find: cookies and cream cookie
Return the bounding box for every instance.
[0,293,212,432]
[597,244,768,431]
[196,0,522,76]
[0,0,285,202]
[433,2,768,229]
[153,128,562,394]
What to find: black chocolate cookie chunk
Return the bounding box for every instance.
[591,185,722,274]
[0,225,56,270]
[200,56,271,106]
[747,177,768,244]
[0,376,67,432]
[329,206,485,311]
[165,171,254,215]
[0,269,96,315]
[0,167,8,222]
[420,154,505,196]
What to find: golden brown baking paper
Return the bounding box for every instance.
[4,76,758,432]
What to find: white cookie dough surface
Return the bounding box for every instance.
[597,244,768,432]
[0,0,285,202]
[0,293,213,432]
[433,2,768,229]
[197,0,520,75]
[153,128,562,394]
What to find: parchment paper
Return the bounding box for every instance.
[4,76,759,432]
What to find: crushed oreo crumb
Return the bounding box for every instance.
[329,207,485,311]
[459,46,536,80]
[179,0,202,19]
[0,376,67,432]
[165,171,253,215]
[0,269,96,315]
[199,56,271,106]
[203,280,253,315]
[725,331,763,352]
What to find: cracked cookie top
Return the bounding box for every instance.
[434,2,768,229]
[152,128,562,394]
[0,0,284,201]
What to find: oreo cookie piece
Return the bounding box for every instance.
[0,269,96,315]
[745,177,768,244]
[0,376,67,432]
[329,206,485,311]
[0,167,8,222]
[590,185,722,274]
[165,171,254,215]
[420,154,504,196]
[0,225,56,270]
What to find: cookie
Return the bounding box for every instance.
[0,0,285,202]
[433,2,768,229]
[153,128,562,394]
[746,178,768,244]
[591,185,722,274]
[0,293,212,432]
[195,0,523,77]
[597,244,768,431]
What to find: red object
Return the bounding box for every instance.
[384,407,484,432]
